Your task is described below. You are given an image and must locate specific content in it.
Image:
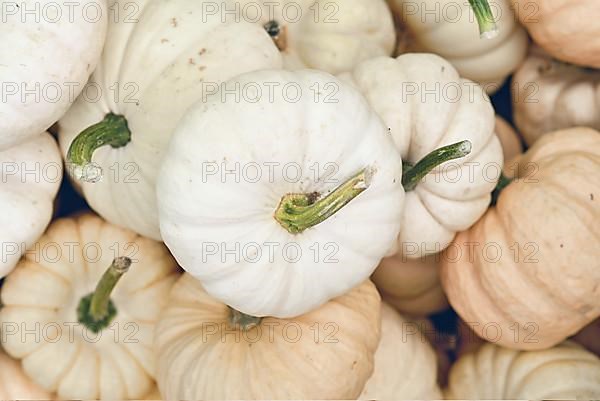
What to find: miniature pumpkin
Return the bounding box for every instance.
[155,274,381,400]
[441,127,600,350]
[360,303,441,399]
[512,0,600,68]
[0,214,180,399]
[446,341,600,399]
[513,46,600,145]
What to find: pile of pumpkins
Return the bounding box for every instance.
[1,0,599,399]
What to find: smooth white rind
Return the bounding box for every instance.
[157,70,405,318]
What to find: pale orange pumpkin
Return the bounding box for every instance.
[441,127,600,350]
[512,0,600,68]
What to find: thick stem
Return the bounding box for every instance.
[228,307,262,331]
[66,113,131,182]
[77,257,131,333]
[274,167,372,234]
[468,0,499,39]
[402,140,472,192]
[491,173,513,205]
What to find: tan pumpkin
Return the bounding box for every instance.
[155,274,381,400]
[446,341,600,399]
[512,0,600,68]
[372,253,448,316]
[513,46,600,145]
[360,304,441,399]
[372,116,521,317]
[494,116,523,162]
[441,127,600,350]
[0,348,51,400]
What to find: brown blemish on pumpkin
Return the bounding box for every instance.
[161,38,169,43]
[171,17,177,27]
[560,244,564,248]
[189,58,196,65]
[198,48,207,56]
[590,193,594,201]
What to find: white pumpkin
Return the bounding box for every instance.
[371,115,519,316]
[157,69,404,318]
[389,0,528,92]
[0,133,62,278]
[0,0,106,150]
[58,0,282,240]
[513,46,600,145]
[0,348,51,400]
[360,303,441,399]
[341,54,503,257]
[0,214,180,399]
[446,341,600,399]
[234,0,395,74]
[155,274,381,400]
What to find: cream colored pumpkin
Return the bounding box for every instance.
[155,274,381,400]
[0,0,106,150]
[58,0,282,240]
[513,47,600,145]
[388,0,528,92]
[512,0,600,68]
[446,341,600,399]
[0,133,62,278]
[370,116,519,317]
[235,0,395,74]
[360,303,441,399]
[372,253,448,316]
[441,128,600,350]
[0,348,51,400]
[341,53,503,258]
[0,214,180,399]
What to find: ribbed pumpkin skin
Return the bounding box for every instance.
[512,0,600,68]
[513,47,600,145]
[155,275,381,400]
[360,303,441,399]
[445,342,600,399]
[441,128,600,350]
[0,350,51,400]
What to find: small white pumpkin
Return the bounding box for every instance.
[0,214,180,399]
[155,274,381,400]
[234,0,395,74]
[58,0,282,240]
[446,341,600,399]
[513,46,600,145]
[360,303,441,399]
[0,133,62,277]
[0,0,107,150]
[341,53,503,257]
[0,348,51,400]
[157,69,404,318]
[388,0,528,92]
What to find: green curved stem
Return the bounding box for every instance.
[77,257,131,333]
[274,167,372,234]
[228,307,262,331]
[67,113,131,182]
[491,173,513,205]
[402,140,472,192]
[468,0,499,39]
